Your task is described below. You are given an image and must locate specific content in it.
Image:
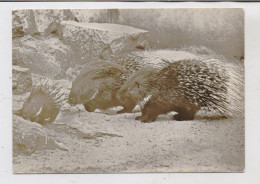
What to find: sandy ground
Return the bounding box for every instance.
[13,102,244,173]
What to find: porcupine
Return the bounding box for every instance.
[16,79,66,124]
[68,54,142,113]
[118,58,243,123]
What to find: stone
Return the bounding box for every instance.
[12,65,32,95]
[16,35,75,79]
[12,9,76,37]
[12,38,26,67]
[33,9,76,36]
[12,10,37,37]
[70,9,119,23]
[13,115,68,156]
[59,21,149,64]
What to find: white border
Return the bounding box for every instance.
[1,2,260,184]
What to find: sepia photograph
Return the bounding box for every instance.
[12,8,245,173]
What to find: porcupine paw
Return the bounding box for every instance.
[135,115,156,123]
[135,115,144,121]
[173,113,195,121]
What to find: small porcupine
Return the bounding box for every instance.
[118,58,243,123]
[17,79,66,124]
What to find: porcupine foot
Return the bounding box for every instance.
[135,114,157,123]
[135,101,161,123]
[83,103,95,112]
[172,107,199,121]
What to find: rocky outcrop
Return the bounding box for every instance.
[12,65,32,95]
[12,10,37,37]
[12,9,76,37]
[59,21,149,63]
[13,115,68,156]
[13,35,75,79]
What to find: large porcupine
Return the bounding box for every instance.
[118,58,243,123]
[68,60,135,113]
[16,79,66,124]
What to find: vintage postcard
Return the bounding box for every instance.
[12,8,244,173]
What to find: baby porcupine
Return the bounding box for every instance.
[118,58,242,123]
[16,79,66,124]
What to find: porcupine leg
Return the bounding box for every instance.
[83,103,95,112]
[173,106,199,121]
[135,101,160,123]
[117,98,136,114]
[135,108,148,121]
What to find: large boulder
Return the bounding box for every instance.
[13,115,68,156]
[12,9,76,37]
[14,35,75,79]
[12,65,32,95]
[59,21,149,64]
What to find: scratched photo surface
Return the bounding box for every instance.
[12,9,244,173]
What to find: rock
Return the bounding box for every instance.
[16,35,75,79]
[70,9,119,23]
[12,10,37,37]
[13,94,29,113]
[59,21,149,64]
[12,9,76,37]
[33,9,76,36]
[12,38,26,66]
[12,65,32,95]
[13,115,68,156]
[65,65,83,81]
